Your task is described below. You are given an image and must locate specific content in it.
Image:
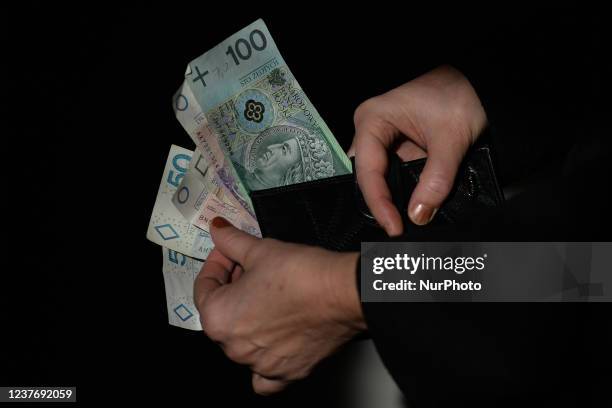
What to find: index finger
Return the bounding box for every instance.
[194,248,235,310]
[355,133,403,236]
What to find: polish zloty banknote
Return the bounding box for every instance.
[146,145,214,260]
[173,82,261,234]
[172,18,351,199]
[161,247,203,331]
[171,148,261,236]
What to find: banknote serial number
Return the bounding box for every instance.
[3,388,75,402]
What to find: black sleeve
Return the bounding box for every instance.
[451,11,603,185]
[359,12,610,407]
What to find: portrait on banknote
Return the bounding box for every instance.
[233,124,335,190]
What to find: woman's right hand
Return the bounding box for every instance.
[349,65,487,236]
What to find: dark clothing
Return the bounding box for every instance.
[361,13,611,407]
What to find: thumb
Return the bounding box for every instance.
[407,139,468,225]
[210,217,260,265]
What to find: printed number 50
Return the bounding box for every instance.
[168,249,187,266]
[167,153,191,188]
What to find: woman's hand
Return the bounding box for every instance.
[350,65,487,236]
[194,218,365,395]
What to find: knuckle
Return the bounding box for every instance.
[200,303,227,341]
[422,174,453,198]
[288,365,312,381]
[224,343,249,364]
[353,97,379,124]
[194,289,205,315]
[193,276,210,311]
[254,357,283,378]
[243,238,284,267]
[242,241,264,267]
[223,231,243,252]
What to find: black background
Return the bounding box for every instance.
[3,4,610,405]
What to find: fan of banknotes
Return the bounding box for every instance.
[146,19,351,330]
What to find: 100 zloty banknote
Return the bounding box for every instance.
[172,19,351,229]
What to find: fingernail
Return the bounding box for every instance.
[409,204,438,226]
[211,217,231,229]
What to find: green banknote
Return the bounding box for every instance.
[173,18,351,197]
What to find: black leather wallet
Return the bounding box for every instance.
[250,146,504,251]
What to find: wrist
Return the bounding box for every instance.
[443,64,488,141]
[326,252,367,332]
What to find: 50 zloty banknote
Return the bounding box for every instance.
[147,146,207,330]
[146,144,213,260]
[162,247,203,331]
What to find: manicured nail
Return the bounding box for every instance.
[409,204,438,226]
[211,217,231,229]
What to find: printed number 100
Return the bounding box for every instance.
[226,29,267,65]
